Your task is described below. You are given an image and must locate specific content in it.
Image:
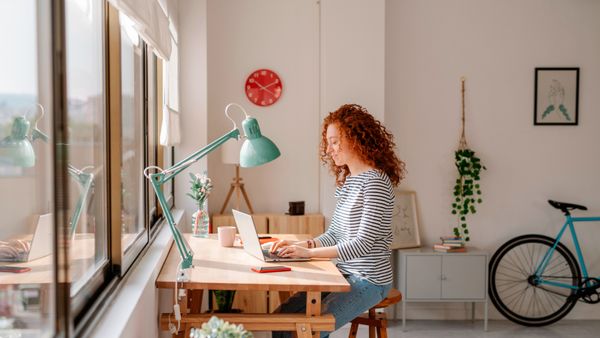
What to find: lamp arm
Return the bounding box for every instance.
[145,128,241,271]
[68,165,94,239]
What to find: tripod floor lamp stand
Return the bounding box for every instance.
[144,103,280,281]
[220,165,254,214]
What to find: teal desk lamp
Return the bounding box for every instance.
[0,104,94,239]
[68,164,95,239]
[144,103,280,281]
[0,104,49,167]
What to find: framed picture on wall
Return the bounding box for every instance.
[390,190,421,249]
[534,67,579,125]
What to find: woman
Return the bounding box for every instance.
[271,104,406,338]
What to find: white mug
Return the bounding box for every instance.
[218,226,237,247]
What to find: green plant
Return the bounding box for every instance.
[451,148,486,241]
[190,316,253,338]
[214,290,237,313]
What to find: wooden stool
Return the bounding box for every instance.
[348,288,402,338]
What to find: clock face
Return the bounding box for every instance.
[245,69,283,107]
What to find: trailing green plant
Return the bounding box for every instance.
[451,148,485,242]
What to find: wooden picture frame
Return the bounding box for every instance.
[534,67,579,125]
[391,190,421,249]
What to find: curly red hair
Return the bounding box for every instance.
[320,104,406,187]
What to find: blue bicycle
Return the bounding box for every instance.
[488,200,600,326]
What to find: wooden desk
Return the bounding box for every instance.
[156,234,350,337]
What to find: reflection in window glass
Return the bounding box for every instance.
[0,1,54,336]
[120,14,146,252]
[65,0,108,295]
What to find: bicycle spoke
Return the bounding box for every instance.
[505,251,530,277]
[504,284,529,309]
[498,264,528,278]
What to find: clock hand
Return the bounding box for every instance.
[263,80,280,89]
[252,80,276,96]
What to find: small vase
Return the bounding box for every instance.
[192,200,210,238]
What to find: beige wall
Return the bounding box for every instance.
[386,0,600,319]
[206,0,321,216]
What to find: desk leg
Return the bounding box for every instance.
[189,290,204,314]
[303,291,321,338]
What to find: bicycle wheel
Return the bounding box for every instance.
[489,234,581,326]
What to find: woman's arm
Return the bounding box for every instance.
[276,243,339,259]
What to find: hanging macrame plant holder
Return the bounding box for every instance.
[451,77,486,242]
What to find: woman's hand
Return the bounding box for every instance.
[277,245,312,258]
[269,239,295,253]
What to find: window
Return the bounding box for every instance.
[0,0,54,336]
[1,1,176,335]
[65,0,110,315]
[119,12,148,264]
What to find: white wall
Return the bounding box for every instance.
[203,0,386,220]
[206,0,320,215]
[386,0,600,319]
[320,0,386,220]
[176,0,208,226]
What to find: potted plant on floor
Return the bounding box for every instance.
[213,290,237,313]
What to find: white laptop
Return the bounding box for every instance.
[26,214,53,261]
[232,209,310,262]
[0,213,53,262]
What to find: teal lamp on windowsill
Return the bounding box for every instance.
[144,103,280,281]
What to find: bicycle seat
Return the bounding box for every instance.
[548,200,588,215]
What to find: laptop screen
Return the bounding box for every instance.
[232,209,265,261]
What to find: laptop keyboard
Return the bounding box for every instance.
[262,250,281,260]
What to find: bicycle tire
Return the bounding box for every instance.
[488,234,581,326]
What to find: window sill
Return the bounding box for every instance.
[87,209,183,338]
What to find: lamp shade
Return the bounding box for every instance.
[239,116,280,168]
[0,116,35,167]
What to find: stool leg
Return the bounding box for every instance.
[348,321,359,338]
[377,318,388,338]
[368,309,376,338]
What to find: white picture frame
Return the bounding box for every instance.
[391,190,421,249]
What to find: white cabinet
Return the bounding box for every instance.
[399,249,488,331]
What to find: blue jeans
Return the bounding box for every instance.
[272,274,392,338]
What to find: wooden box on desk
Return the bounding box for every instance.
[211,213,325,313]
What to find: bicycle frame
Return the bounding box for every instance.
[534,215,600,290]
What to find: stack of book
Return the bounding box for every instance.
[433,236,467,253]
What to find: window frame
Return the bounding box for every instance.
[74,2,173,334]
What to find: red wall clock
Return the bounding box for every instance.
[245,69,283,107]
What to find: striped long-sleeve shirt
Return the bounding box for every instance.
[316,169,394,285]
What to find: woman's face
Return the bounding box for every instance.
[326,123,351,166]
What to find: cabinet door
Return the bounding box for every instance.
[268,214,324,237]
[211,214,268,233]
[442,255,486,299]
[405,256,442,299]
